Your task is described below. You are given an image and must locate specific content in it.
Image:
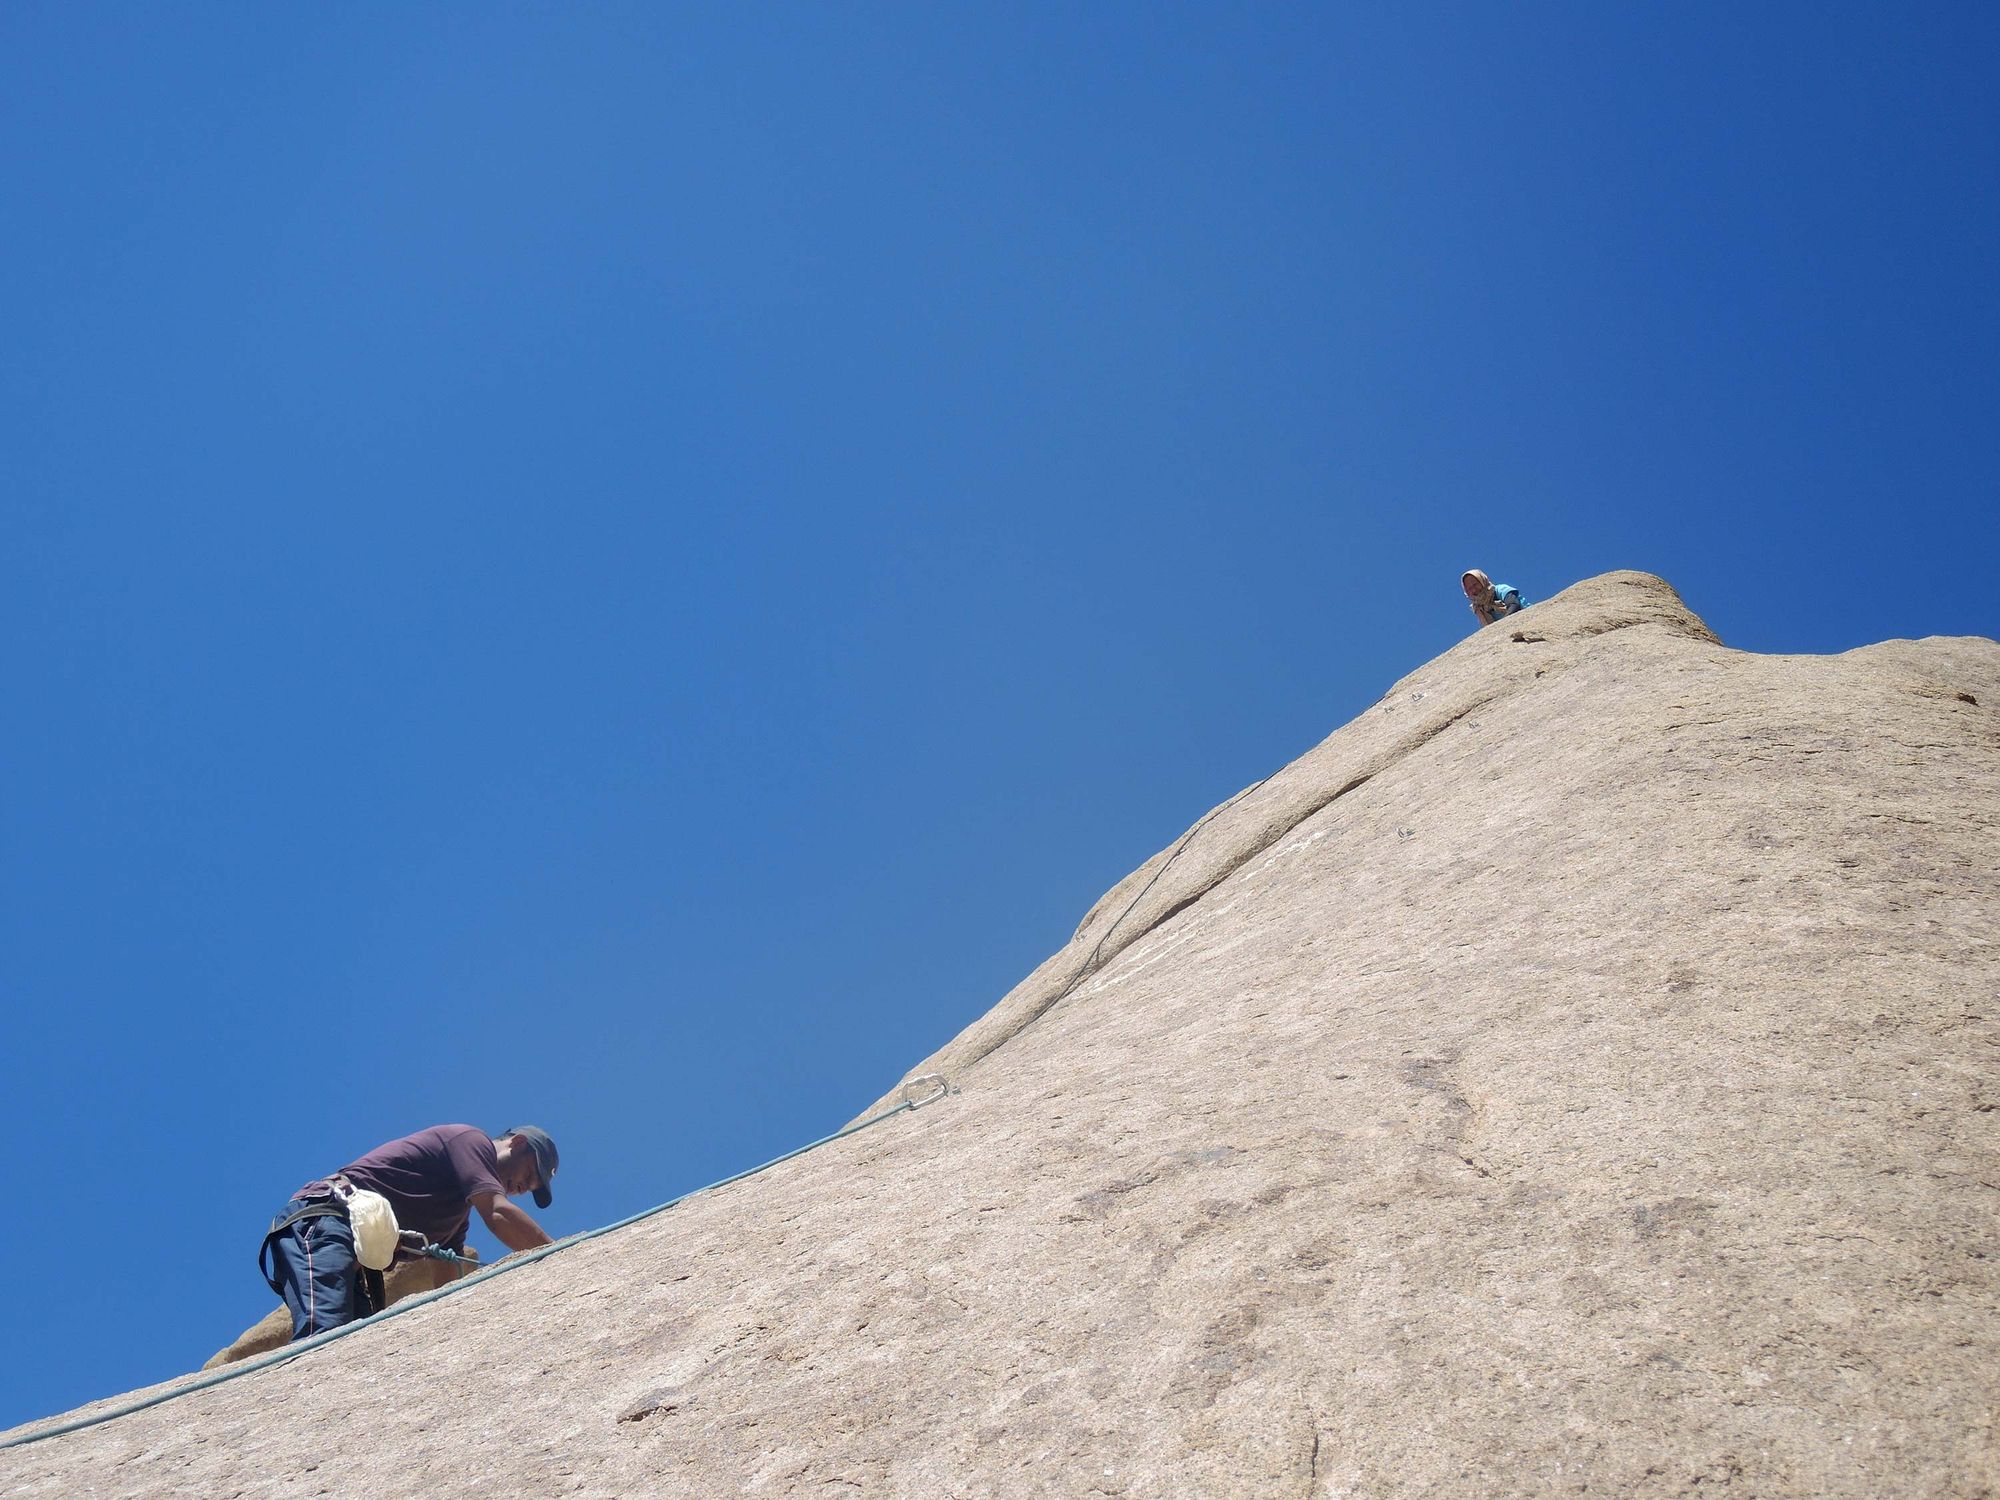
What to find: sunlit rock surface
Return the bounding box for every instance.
[6,572,1996,1498]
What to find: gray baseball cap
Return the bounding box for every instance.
[506,1125,559,1208]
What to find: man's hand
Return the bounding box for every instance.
[472,1191,555,1253]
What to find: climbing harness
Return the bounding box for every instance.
[256,1197,348,1295]
[0,1075,952,1452]
[255,1176,397,1320]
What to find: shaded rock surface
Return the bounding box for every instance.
[5,571,1996,1498]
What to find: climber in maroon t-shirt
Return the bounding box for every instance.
[339,1124,553,1253]
[260,1124,559,1341]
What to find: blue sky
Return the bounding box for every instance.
[2,4,1995,1430]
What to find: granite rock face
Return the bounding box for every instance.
[6,571,1997,1498]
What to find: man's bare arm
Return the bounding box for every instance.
[472,1191,555,1253]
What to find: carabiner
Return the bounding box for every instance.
[899,1073,949,1109]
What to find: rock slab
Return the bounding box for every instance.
[4,572,1996,1498]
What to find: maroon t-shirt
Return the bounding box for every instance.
[332,1124,505,1252]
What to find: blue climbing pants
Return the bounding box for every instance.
[260,1195,370,1341]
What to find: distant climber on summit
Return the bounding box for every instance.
[1461,569,1529,628]
[260,1124,558,1341]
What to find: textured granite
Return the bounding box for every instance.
[5,571,1995,1498]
